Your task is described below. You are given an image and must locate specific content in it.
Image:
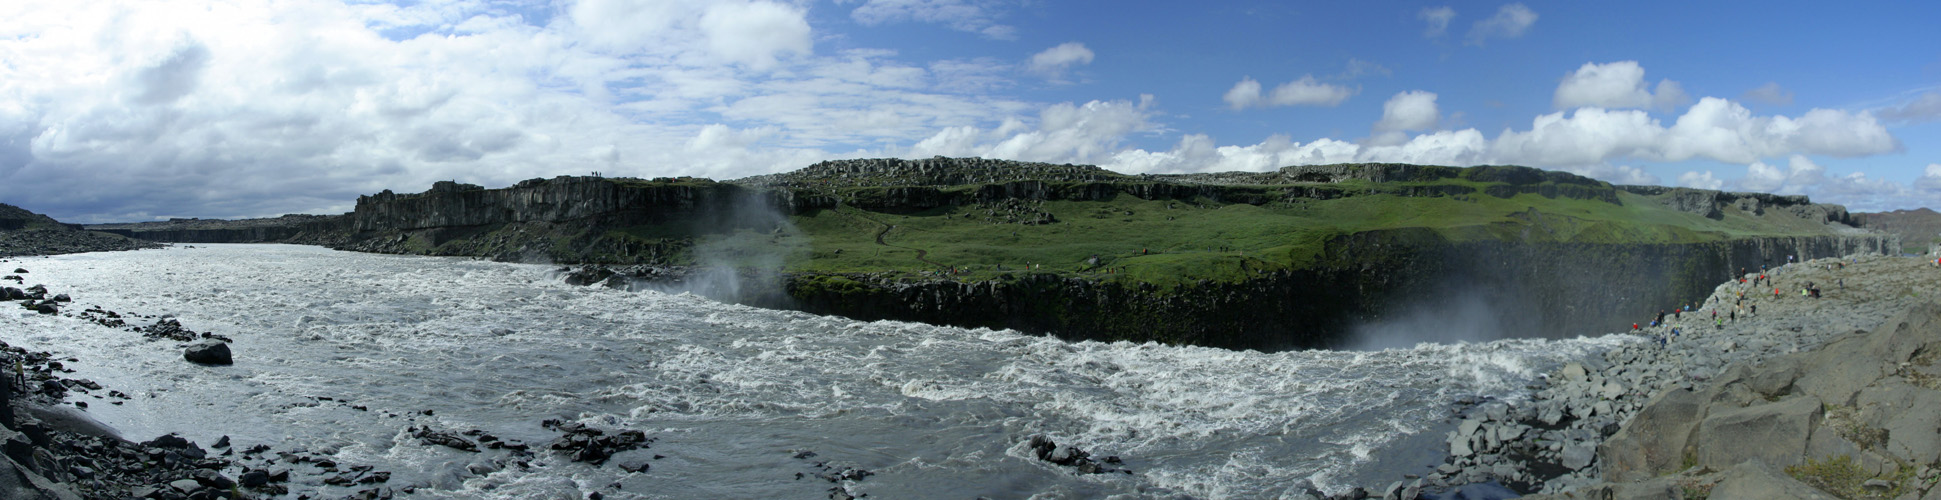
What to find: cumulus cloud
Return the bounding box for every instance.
[1915,164,1941,194]
[1465,3,1536,46]
[1418,6,1455,38]
[1552,61,1688,111]
[1375,91,1439,132]
[1556,164,1659,185]
[0,0,1039,222]
[849,0,1017,40]
[698,1,813,70]
[904,96,1158,167]
[568,0,811,69]
[1678,171,1724,190]
[1742,82,1795,107]
[1026,42,1094,79]
[1739,155,1825,193]
[1222,76,1355,110]
[1880,91,1941,124]
[1483,98,1900,167]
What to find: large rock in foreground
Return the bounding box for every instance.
[183,341,232,365]
[1572,301,1941,498]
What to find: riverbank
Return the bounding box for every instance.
[1358,253,1941,499]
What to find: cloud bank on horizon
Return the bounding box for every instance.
[1,0,1939,223]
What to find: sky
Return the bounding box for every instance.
[3,1,1941,223]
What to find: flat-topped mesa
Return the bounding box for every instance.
[348,175,790,233]
[736,156,1125,188]
[1619,185,1855,225]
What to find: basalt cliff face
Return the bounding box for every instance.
[92,159,1900,349]
[780,231,1895,350]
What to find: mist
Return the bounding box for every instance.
[632,188,800,308]
[1341,282,1539,351]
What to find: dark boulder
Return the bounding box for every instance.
[184,341,233,365]
[190,469,235,489]
[31,302,56,315]
[238,470,269,488]
[411,427,478,452]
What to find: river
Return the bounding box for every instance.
[0,244,1626,498]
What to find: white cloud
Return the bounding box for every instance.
[566,0,814,70]
[1375,91,1439,132]
[1880,91,1941,124]
[1738,155,1824,194]
[1480,98,1899,167]
[1026,42,1094,79]
[849,0,1017,40]
[1360,129,1488,165]
[1915,164,1941,194]
[908,96,1155,165]
[1653,80,1692,111]
[1742,82,1795,107]
[1552,61,1688,111]
[698,1,813,70]
[1222,79,1263,110]
[1418,6,1455,38]
[1105,134,1360,175]
[1556,164,1659,185]
[0,0,1047,222]
[1678,171,1724,190]
[1465,3,1536,46]
[1222,76,1355,110]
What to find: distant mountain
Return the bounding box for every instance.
[0,203,159,258]
[1855,208,1941,254]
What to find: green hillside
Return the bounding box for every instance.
[572,160,1870,290]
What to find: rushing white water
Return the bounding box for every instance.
[0,245,1628,498]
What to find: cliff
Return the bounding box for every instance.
[1854,207,1941,254]
[93,159,1899,349]
[88,215,337,243]
[0,204,159,258]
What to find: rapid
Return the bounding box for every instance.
[0,244,1631,498]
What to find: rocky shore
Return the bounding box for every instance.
[1325,253,1941,500]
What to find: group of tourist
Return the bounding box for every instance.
[1631,255,1845,347]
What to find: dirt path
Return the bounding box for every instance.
[863,215,945,269]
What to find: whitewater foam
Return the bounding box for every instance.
[0,244,1629,498]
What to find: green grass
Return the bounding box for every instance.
[1785,454,1911,499]
[408,172,1855,286]
[767,182,1845,287]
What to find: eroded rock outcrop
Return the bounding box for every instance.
[1524,280,1941,499]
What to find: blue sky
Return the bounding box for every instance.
[2,0,1939,222]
